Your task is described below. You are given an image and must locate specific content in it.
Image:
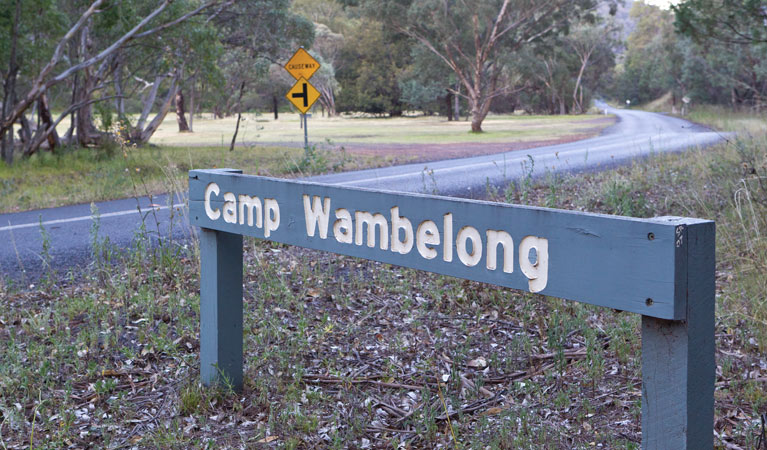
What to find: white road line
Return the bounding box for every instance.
[0,203,186,233]
[332,133,677,186]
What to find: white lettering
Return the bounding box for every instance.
[443,213,453,262]
[264,198,280,238]
[355,211,389,249]
[333,209,353,244]
[416,220,439,259]
[390,207,413,254]
[223,192,237,224]
[457,226,482,267]
[303,195,331,239]
[486,230,514,273]
[519,236,549,293]
[204,182,221,220]
[238,194,262,227]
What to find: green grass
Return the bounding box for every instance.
[688,105,767,135]
[0,142,358,213]
[147,112,613,146]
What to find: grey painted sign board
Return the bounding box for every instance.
[189,169,714,449]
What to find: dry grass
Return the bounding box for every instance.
[148,112,614,147]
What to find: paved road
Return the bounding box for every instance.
[0,105,726,284]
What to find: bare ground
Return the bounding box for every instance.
[252,118,615,166]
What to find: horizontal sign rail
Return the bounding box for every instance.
[189,169,699,320]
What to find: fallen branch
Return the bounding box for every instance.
[302,374,425,391]
[435,389,506,421]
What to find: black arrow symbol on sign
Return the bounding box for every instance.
[292,82,308,107]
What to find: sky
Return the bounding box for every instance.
[643,0,679,8]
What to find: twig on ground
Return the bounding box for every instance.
[302,374,424,391]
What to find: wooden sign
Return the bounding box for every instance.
[284,47,320,80]
[285,76,320,114]
[190,169,715,449]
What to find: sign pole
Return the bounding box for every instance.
[303,113,309,157]
[284,48,321,156]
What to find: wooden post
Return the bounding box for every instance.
[200,227,244,392]
[641,219,715,449]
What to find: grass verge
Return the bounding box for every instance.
[0,141,362,214]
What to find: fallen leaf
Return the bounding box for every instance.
[467,357,488,369]
[481,407,505,416]
[257,435,279,443]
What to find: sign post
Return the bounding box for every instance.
[284,48,321,156]
[190,169,715,448]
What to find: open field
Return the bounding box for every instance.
[0,109,765,448]
[148,112,614,147]
[0,113,613,214]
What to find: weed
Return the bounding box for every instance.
[599,176,649,217]
[284,140,349,175]
[37,218,54,286]
[421,166,437,194]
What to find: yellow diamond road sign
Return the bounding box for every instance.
[284,48,320,80]
[286,77,320,114]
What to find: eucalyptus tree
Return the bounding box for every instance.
[367,0,602,132]
[674,0,767,110]
[674,0,767,45]
[398,44,455,116]
[211,0,313,120]
[567,21,617,113]
[335,18,410,115]
[210,0,313,147]
[0,0,66,163]
[614,2,681,105]
[310,53,340,116]
[0,0,228,161]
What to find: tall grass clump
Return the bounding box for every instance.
[699,135,767,348]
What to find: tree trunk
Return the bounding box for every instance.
[75,24,101,146]
[135,74,178,144]
[137,76,161,131]
[453,81,460,121]
[273,94,279,120]
[470,97,483,132]
[318,86,336,117]
[1,0,21,165]
[64,55,79,144]
[113,52,125,117]
[175,88,190,132]
[445,92,453,121]
[189,76,195,132]
[229,82,245,151]
[572,53,590,114]
[18,114,32,147]
[38,93,60,151]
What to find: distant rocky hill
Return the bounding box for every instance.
[599,0,637,56]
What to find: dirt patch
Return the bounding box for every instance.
[339,133,598,164]
[252,117,616,166]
